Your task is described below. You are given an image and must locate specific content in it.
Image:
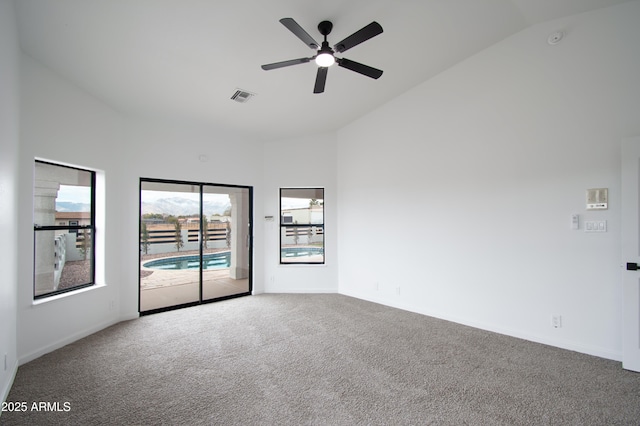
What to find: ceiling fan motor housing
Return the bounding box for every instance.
[318,41,334,56]
[318,21,333,36]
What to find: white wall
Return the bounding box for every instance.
[18,54,126,363]
[120,117,265,308]
[337,2,640,360]
[17,54,265,363]
[263,133,338,293]
[0,0,20,403]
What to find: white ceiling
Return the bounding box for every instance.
[15,0,633,142]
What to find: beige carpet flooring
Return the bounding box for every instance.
[2,294,639,425]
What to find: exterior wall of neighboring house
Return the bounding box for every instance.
[281,207,325,246]
[282,207,323,224]
[55,211,91,227]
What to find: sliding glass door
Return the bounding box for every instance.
[139,179,252,314]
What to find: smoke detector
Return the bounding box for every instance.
[230,89,255,103]
[547,31,564,45]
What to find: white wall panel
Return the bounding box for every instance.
[0,0,20,402]
[337,2,640,360]
[262,133,338,293]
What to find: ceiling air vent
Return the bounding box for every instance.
[230,89,255,103]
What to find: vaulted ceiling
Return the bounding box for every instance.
[15,0,633,142]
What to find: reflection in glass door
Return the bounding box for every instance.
[139,179,252,314]
[201,185,251,301]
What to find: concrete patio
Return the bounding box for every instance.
[140,266,249,312]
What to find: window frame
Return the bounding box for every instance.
[279,187,325,265]
[33,160,96,299]
[139,177,254,314]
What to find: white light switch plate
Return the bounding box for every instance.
[584,220,607,232]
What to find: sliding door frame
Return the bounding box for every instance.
[138,177,253,315]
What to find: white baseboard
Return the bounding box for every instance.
[119,312,139,322]
[0,359,18,405]
[339,289,621,362]
[264,287,338,294]
[19,318,121,366]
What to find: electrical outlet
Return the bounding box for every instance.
[552,315,562,328]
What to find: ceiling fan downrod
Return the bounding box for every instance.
[315,21,336,67]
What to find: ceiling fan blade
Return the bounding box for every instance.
[337,58,383,79]
[314,67,328,94]
[333,22,383,53]
[279,18,320,49]
[261,57,311,70]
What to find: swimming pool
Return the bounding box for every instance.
[280,246,324,258]
[143,251,231,270]
[144,247,323,270]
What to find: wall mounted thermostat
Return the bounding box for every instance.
[586,188,608,210]
[571,214,579,230]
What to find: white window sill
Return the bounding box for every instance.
[32,283,106,306]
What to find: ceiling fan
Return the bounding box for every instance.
[261,18,383,94]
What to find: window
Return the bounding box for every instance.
[33,160,96,299]
[280,188,324,264]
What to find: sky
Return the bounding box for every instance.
[58,186,318,209]
[141,190,229,203]
[57,187,231,204]
[281,197,325,210]
[57,185,90,203]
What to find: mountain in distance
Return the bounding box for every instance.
[141,197,231,217]
[57,197,231,217]
[56,201,91,212]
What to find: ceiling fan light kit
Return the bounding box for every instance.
[315,52,335,67]
[261,17,383,94]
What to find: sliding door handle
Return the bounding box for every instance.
[626,262,639,271]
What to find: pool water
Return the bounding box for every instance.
[144,247,323,271]
[143,252,231,270]
[280,247,324,258]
